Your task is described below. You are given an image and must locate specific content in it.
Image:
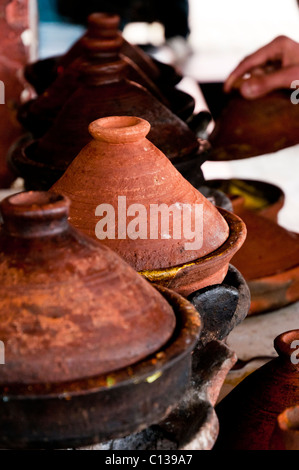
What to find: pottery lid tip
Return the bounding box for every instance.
[88,116,151,143]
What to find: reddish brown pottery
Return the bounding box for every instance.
[51,116,246,296]
[215,330,299,450]
[270,406,299,450]
[206,178,285,223]
[24,12,181,97]
[19,31,169,137]
[0,0,36,187]
[11,61,200,189]
[229,198,299,314]
[209,90,299,160]
[0,190,178,384]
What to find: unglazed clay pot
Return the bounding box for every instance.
[215,330,299,450]
[11,61,200,189]
[228,199,299,314]
[0,283,202,449]
[24,13,181,97]
[0,190,177,384]
[270,406,299,450]
[51,116,246,295]
[209,90,299,160]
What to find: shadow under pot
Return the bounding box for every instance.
[51,115,247,297]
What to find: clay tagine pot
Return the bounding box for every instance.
[270,406,299,450]
[19,31,170,138]
[209,90,299,160]
[228,197,299,314]
[51,116,246,296]
[215,330,299,450]
[11,62,200,190]
[0,190,179,383]
[0,191,204,448]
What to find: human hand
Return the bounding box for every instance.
[224,36,299,99]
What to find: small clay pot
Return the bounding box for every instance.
[228,199,299,314]
[0,190,177,384]
[215,330,299,450]
[51,116,246,296]
[270,406,299,450]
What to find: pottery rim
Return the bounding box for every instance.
[139,208,246,285]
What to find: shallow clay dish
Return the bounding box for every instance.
[228,202,299,314]
[206,178,285,222]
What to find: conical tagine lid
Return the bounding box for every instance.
[0,191,176,385]
[51,116,229,271]
[33,60,199,174]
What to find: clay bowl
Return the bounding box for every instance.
[0,285,201,450]
[139,208,247,297]
[206,178,285,222]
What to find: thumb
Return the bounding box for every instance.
[240,66,299,99]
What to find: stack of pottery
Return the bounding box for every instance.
[24,12,182,98]
[0,190,201,448]
[11,57,203,190]
[215,330,299,450]
[19,25,172,138]
[51,116,247,296]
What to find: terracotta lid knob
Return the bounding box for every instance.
[0,191,70,238]
[88,116,151,144]
[274,330,299,365]
[87,13,120,38]
[81,35,123,55]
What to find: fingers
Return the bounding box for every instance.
[224,36,289,93]
[239,65,299,99]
